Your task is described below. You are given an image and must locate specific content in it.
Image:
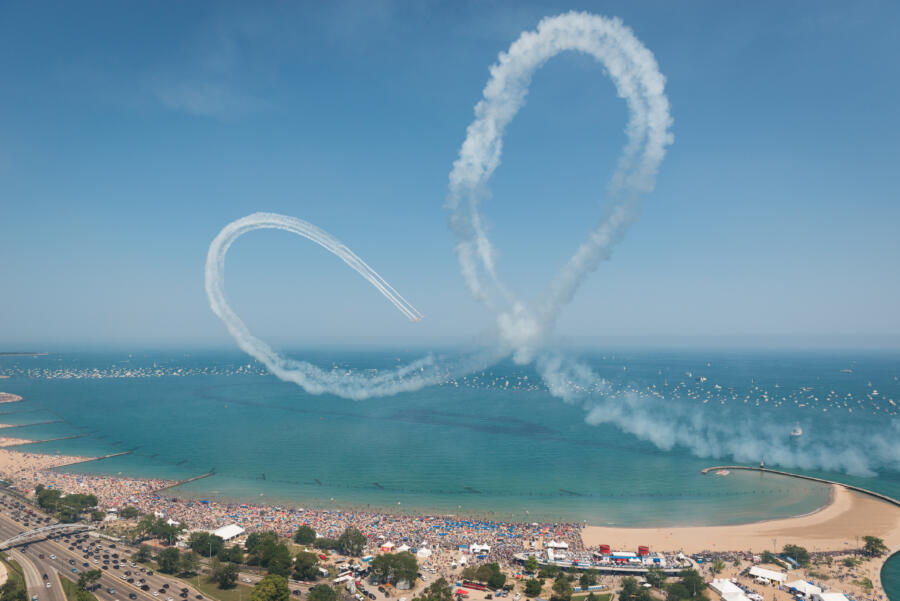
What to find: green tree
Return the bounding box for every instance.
[579,570,598,589]
[189,532,226,557]
[711,559,726,574]
[293,551,320,581]
[645,568,666,589]
[156,547,182,574]
[307,585,338,601]
[212,561,239,589]
[551,575,573,601]
[538,565,560,579]
[91,510,106,522]
[119,506,139,519]
[620,577,651,601]
[863,536,888,557]
[132,545,153,563]
[371,552,418,587]
[294,525,317,545]
[267,544,293,577]
[337,527,367,557]
[250,575,290,601]
[0,578,27,601]
[524,580,543,598]
[180,550,200,575]
[665,583,690,601]
[246,532,280,555]
[414,578,454,601]
[667,570,706,601]
[782,545,810,566]
[523,556,539,574]
[77,569,102,590]
[218,546,244,564]
[313,538,338,551]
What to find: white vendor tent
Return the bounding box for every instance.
[471,544,491,554]
[416,548,433,558]
[710,579,752,601]
[786,581,822,597]
[212,524,245,541]
[397,544,410,552]
[811,593,849,601]
[749,567,786,583]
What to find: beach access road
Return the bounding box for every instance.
[5,547,67,601]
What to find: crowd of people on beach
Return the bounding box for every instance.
[0,447,582,568]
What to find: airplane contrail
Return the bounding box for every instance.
[205,212,495,399]
[448,11,674,362]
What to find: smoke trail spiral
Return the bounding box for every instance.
[448,11,673,361]
[205,212,493,399]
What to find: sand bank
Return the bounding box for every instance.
[0,393,21,403]
[583,485,900,554]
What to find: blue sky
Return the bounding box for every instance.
[1,1,898,349]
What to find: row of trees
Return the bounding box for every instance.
[293,526,367,557]
[460,563,506,590]
[134,515,184,545]
[34,485,98,523]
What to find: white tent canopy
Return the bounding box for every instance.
[471,544,491,554]
[811,593,848,601]
[416,548,433,558]
[211,524,245,541]
[546,541,568,549]
[397,544,410,552]
[710,579,752,601]
[749,567,786,583]
[787,581,822,597]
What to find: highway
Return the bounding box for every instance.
[0,496,207,601]
[5,546,67,601]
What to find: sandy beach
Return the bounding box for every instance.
[582,485,900,553]
[0,393,22,403]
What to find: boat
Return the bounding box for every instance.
[790,425,803,438]
[715,469,730,477]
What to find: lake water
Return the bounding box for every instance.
[0,349,897,530]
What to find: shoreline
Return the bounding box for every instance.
[582,484,900,553]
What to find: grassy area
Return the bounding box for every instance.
[1,557,25,590]
[59,576,99,601]
[169,574,255,601]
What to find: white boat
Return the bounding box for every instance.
[790,425,803,437]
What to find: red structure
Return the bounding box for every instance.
[637,545,650,556]
[598,544,610,554]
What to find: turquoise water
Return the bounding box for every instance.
[0,350,897,527]
[884,552,899,601]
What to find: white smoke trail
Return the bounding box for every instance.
[448,11,673,361]
[535,352,900,477]
[205,212,495,399]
